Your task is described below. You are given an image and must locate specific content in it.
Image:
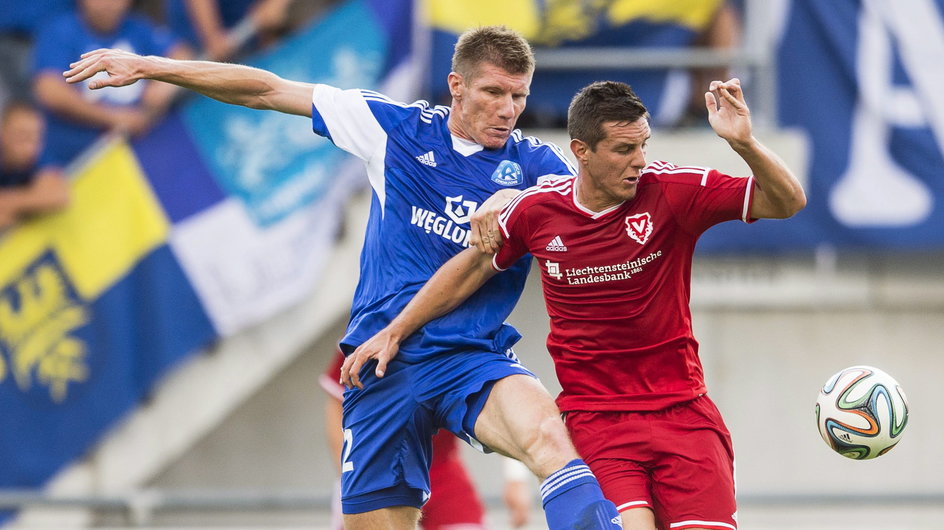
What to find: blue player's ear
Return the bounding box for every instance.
[447,72,463,96]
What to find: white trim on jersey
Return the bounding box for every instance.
[741,175,755,222]
[360,92,450,125]
[497,177,573,237]
[419,105,449,124]
[491,253,508,272]
[359,89,397,103]
[644,160,712,178]
[699,166,711,187]
[452,134,484,156]
[669,520,736,530]
[312,85,390,211]
[571,183,625,219]
[616,500,651,512]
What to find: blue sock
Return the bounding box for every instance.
[540,459,622,529]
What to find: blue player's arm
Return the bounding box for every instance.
[63,48,314,117]
[340,247,498,389]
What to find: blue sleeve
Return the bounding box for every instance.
[311,85,416,160]
[524,138,577,186]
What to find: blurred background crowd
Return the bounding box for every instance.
[0,0,342,229]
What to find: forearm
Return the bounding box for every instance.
[142,57,276,108]
[66,48,315,117]
[730,136,806,218]
[138,44,195,117]
[385,248,497,340]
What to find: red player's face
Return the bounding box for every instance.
[573,118,650,211]
[447,62,531,150]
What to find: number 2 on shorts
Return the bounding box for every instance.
[341,428,355,472]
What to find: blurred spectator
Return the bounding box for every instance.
[31,0,191,170]
[163,0,293,60]
[0,102,68,230]
[0,0,74,109]
[680,0,743,126]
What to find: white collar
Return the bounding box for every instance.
[451,134,484,156]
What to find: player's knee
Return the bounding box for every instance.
[538,414,572,450]
[523,414,578,475]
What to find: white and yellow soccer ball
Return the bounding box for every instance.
[815,365,909,460]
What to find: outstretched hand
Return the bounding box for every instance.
[340,331,401,389]
[63,49,148,89]
[704,78,752,146]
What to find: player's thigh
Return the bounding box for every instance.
[343,506,421,530]
[620,506,657,530]
[473,374,577,477]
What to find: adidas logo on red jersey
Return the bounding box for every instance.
[545,235,567,251]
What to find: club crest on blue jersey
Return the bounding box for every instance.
[491,160,524,186]
[445,195,478,224]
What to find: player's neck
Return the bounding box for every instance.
[574,175,623,213]
[447,115,476,145]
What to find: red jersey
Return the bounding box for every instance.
[494,161,754,412]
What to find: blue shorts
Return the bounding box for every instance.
[339,351,534,514]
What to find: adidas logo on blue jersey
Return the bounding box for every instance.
[546,236,567,251]
[416,151,437,167]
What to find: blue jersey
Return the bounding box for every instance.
[310,85,575,362]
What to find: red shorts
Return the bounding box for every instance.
[566,395,737,530]
[421,431,485,530]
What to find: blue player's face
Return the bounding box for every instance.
[447,62,531,149]
[572,118,650,211]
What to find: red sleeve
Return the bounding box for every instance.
[661,167,755,235]
[319,348,346,400]
[493,194,533,271]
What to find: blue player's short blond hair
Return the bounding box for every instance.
[451,26,534,81]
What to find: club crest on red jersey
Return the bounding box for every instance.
[624,213,653,244]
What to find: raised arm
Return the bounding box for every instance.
[340,247,499,389]
[705,78,806,219]
[63,48,314,117]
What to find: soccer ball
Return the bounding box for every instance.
[815,365,909,460]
